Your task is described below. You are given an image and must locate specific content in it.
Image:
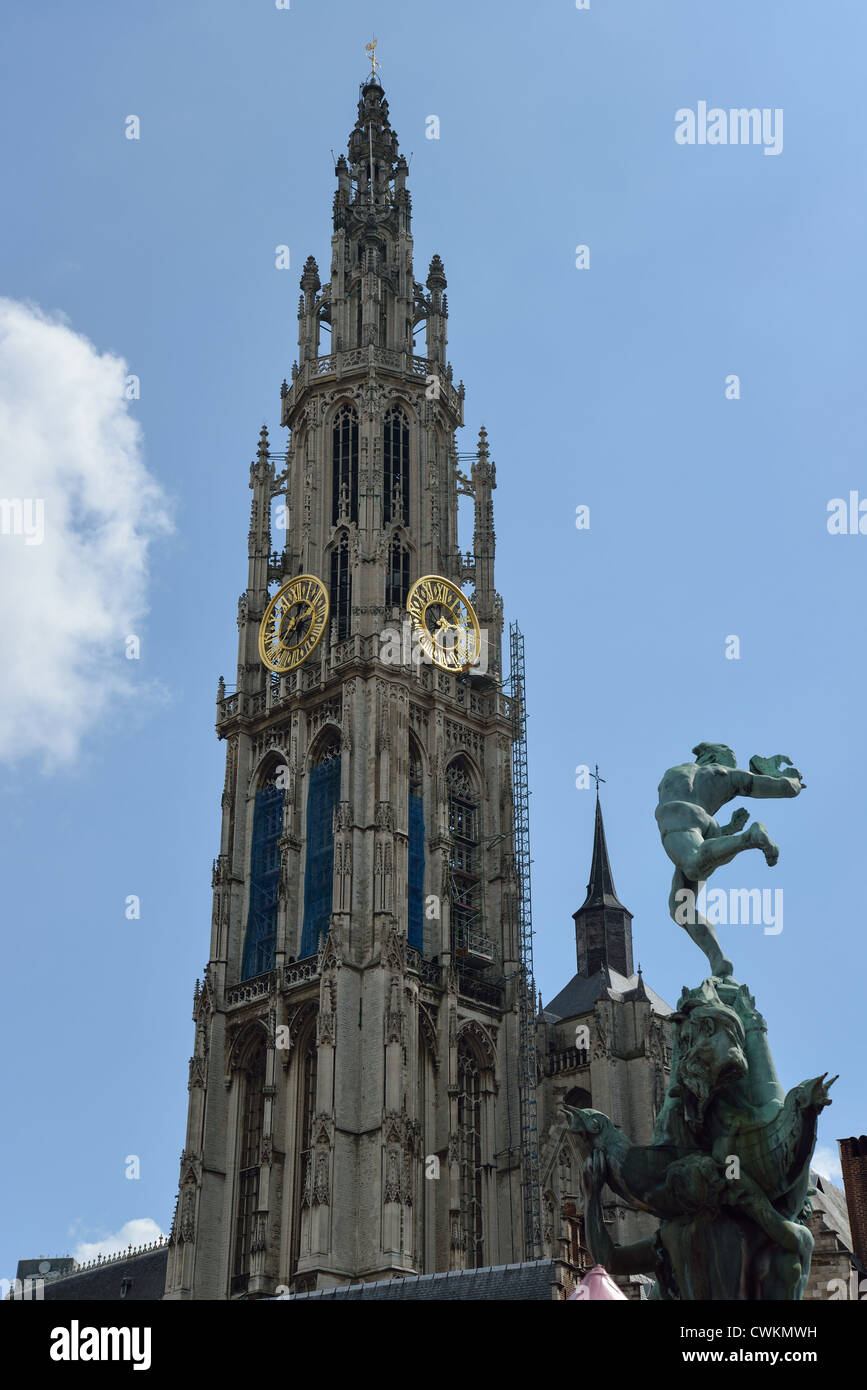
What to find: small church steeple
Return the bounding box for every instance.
[573,790,634,979]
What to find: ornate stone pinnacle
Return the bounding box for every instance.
[300,255,320,293]
[427,254,446,291]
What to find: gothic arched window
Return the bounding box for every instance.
[457,1039,484,1267]
[564,1085,592,1111]
[332,405,358,525]
[416,1021,435,1271]
[562,1201,590,1271]
[329,530,351,641]
[232,1041,266,1293]
[241,773,285,980]
[447,759,481,958]
[408,743,424,953]
[386,532,410,611]
[301,737,341,957]
[383,407,409,525]
[291,1019,319,1278]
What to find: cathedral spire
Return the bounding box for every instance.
[580,792,627,912]
[573,794,634,979]
[345,72,400,214]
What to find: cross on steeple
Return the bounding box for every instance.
[590,764,605,795]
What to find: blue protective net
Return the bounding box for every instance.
[301,756,341,958]
[241,785,285,979]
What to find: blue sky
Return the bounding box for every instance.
[0,0,864,1279]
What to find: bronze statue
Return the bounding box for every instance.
[655,744,805,977]
[566,979,835,1300]
[561,744,832,1300]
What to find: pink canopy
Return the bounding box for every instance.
[568,1265,627,1300]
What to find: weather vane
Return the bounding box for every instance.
[365,37,381,80]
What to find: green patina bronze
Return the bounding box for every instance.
[655,743,805,978]
[564,746,835,1301]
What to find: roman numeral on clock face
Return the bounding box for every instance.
[405,574,481,673]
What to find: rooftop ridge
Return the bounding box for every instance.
[62,1237,168,1277]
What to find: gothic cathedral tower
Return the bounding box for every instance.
[165,74,524,1298]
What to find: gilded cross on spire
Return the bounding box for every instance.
[365,38,381,80]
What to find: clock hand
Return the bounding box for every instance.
[282,604,311,639]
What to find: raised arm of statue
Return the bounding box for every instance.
[732,754,805,800]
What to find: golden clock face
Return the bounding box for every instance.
[406,574,481,672]
[259,574,330,673]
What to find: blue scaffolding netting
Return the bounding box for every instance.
[301,756,341,958]
[241,785,285,979]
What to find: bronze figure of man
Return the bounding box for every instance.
[655,743,805,977]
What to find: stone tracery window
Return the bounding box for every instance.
[301,736,341,957]
[332,405,358,524]
[383,406,409,525]
[291,1020,319,1277]
[408,742,424,953]
[232,1041,266,1293]
[447,759,481,957]
[386,531,410,610]
[329,530,351,641]
[457,1038,484,1267]
[241,768,285,980]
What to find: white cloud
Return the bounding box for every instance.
[71,1217,166,1264]
[812,1145,843,1183]
[0,298,172,766]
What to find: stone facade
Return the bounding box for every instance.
[160,73,860,1306]
[165,76,523,1300]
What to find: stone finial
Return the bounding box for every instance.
[257,424,269,461]
[426,254,446,292]
[300,255,321,293]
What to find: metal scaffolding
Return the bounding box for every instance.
[509,621,542,1259]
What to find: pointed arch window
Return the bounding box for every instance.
[386,532,410,610]
[291,1022,319,1275]
[416,1022,433,1271]
[241,777,285,980]
[408,745,424,953]
[383,407,409,525]
[457,1040,484,1267]
[301,738,341,958]
[332,405,358,525]
[232,1042,266,1293]
[329,530,351,641]
[447,760,481,958]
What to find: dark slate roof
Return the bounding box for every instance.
[16,1257,75,1282]
[575,796,630,915]
[37,1247,169,1301]
[272,1258,564,1301]
[545,966,672,1021]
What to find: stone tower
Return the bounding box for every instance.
[537,794,674,1274]
[164,74,523,1299]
